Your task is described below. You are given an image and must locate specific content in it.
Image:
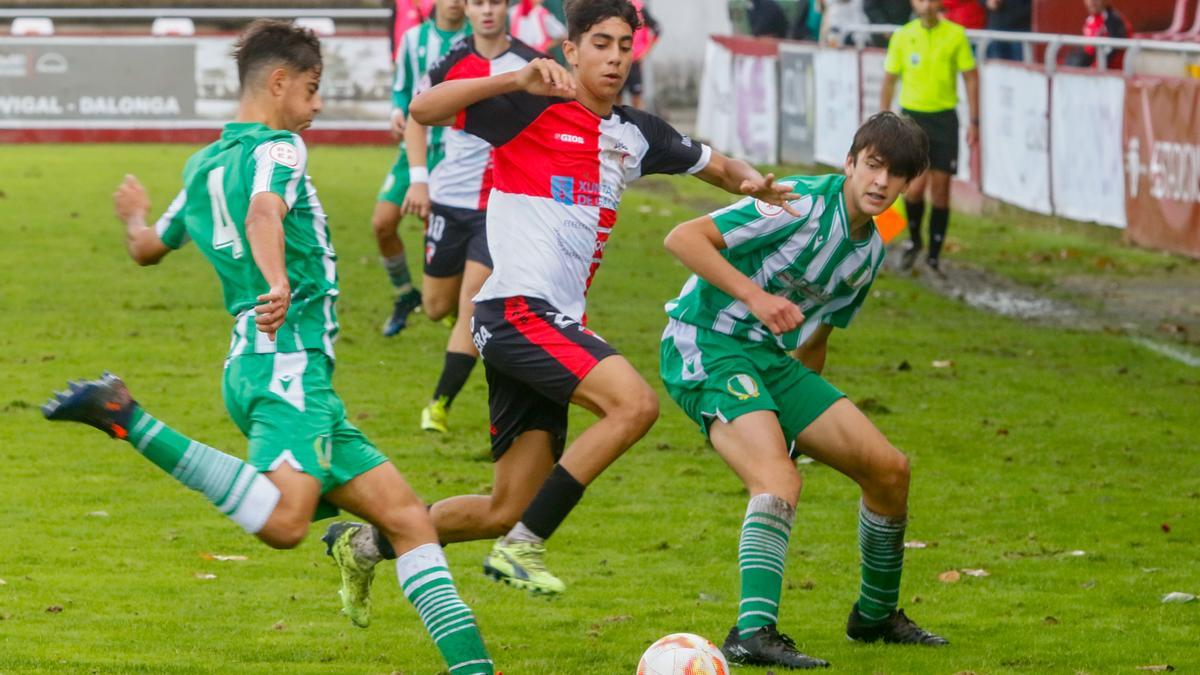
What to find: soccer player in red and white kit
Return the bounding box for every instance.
[329,0,798,600]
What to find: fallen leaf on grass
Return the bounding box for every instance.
[961,568,990,577]
[938,570,961,583]
[1080,580,1096,589]
[1161,523,1171,533]
[1043,616,1059,625]
[637,205,653,214]
[904,541,928,549]
[856,397,891,414]
[87,511,109,518]
[995,428,1010,437]
[897,360,912,371]
[272,621,286,631]
[1135,666,1174,672]
[45,605,63,613]
[931,360,955,369]
[952,671,978,675]
[201,553,248,562]
[1161,592,1196,604]
[697,593,720,603]
[1068,550,1086,557]
[194,573,217,580]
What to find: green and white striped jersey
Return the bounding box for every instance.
[664,174,884,352]
[155,122,339,359]
[393,19,470,151]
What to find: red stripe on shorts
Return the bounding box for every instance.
[504,296,598,380]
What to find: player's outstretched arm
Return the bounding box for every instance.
[409,58,576,126]
[664,215,804,336]
[695,152,802,216]
[793,324,833,373]
[245,193,291,342]
[114,175,171,266]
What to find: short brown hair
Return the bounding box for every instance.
[565,0,641,42]
[233,19,322,90]
[848,112,929,180]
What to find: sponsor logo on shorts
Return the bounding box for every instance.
[726,374,760,401]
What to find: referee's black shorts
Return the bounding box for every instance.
[902,108,959,174]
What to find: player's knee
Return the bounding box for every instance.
[371,213,399,242]
[258,517,309,550]
[422,294,453,321]
[876,448,911,495]
[373,501,432,541]
[619,386,659,435]
[485,505,521,537]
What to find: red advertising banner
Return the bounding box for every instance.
[1124,77,1200,259]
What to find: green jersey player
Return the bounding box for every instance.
[659,112,947,670]
[42,21,493,674]
[375,0,470,336]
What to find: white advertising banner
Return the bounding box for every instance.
[859,48,890,121]
[813,48,860,166]
[1050,72,1127,228]
[730,52,779,164]
[981,62,1052,214]
[697,39,734,157]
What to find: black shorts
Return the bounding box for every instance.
[903,108,959,174]
[622,61,644,96]
[424,202,491,278]
[471,295,619,461]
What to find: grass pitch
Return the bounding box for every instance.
[1,144,1197,674]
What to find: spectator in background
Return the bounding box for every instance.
[864,0,910,46]
[820,0,869,46]
[790,0,824,40]
[508,0,567,53]
[389,0,436,61]
[881,0,980,276]
[941,0,985,30]
[985,0,1031,61]
[1069,0,1131,70]
[623,0,661,109]
[748,0,789,38]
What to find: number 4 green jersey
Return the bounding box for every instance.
[155,121,339,359]
[664,174,885,352]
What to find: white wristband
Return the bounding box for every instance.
[408,166,429,184]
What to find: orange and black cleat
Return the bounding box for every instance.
[42,372,137,440]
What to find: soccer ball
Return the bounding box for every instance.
[637,633,729,675]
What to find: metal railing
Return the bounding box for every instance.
[836,24,1200,77]
[0,8,389,20]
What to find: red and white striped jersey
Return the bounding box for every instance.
[459,92,712,322]
[423,37,544,211]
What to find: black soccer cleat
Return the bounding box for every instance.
[42,372,137,440]
[925,256,947,280]
[846,604,948,646]
[721,624,830,669]
[381,289,423,337]
[899,241,922,271]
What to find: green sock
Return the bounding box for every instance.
[736,493,795,638]
[383,254,413,295]
[397,544,492,674]
[857,500,907,623]
[126,407,280,533]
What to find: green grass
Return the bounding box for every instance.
[1,144,1197,674]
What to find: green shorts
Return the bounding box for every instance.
[377,143,446,205]
[660,319,845,442]
[222,350,388,520]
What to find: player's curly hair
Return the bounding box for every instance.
[565,0,642,42]
[849,112,930,180]
[233,19,322,89]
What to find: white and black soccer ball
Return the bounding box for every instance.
[637,633,729,675]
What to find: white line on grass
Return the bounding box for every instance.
[1129,337,1200,368]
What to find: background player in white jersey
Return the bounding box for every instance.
[660,113,947,670]
[41,21,493,673]
[398,0,802,596]
[374,0,469,337]
[401,0,542,433]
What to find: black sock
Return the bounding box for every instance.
[905,199,926,248]
[929,207,950,260]
[373,525,397,560]
[431,352,477,407]
[519,464,586,541]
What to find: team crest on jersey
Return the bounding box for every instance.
[726,374,760,401]
[754,181,798,217]
[268,142,299,168]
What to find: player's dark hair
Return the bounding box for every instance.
[565,0,642,42]
[848,111,929,181]
[233,19,322,90]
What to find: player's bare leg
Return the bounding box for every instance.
[421,273,462,322]
[422,261,491,432]
[255,464,322,549]
[794,399,947,645]
[373,200,423,336]
[431,430,555,542]
[706,411,829,670]
[324,463,493,672]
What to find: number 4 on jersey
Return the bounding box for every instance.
[207,166,245,259]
